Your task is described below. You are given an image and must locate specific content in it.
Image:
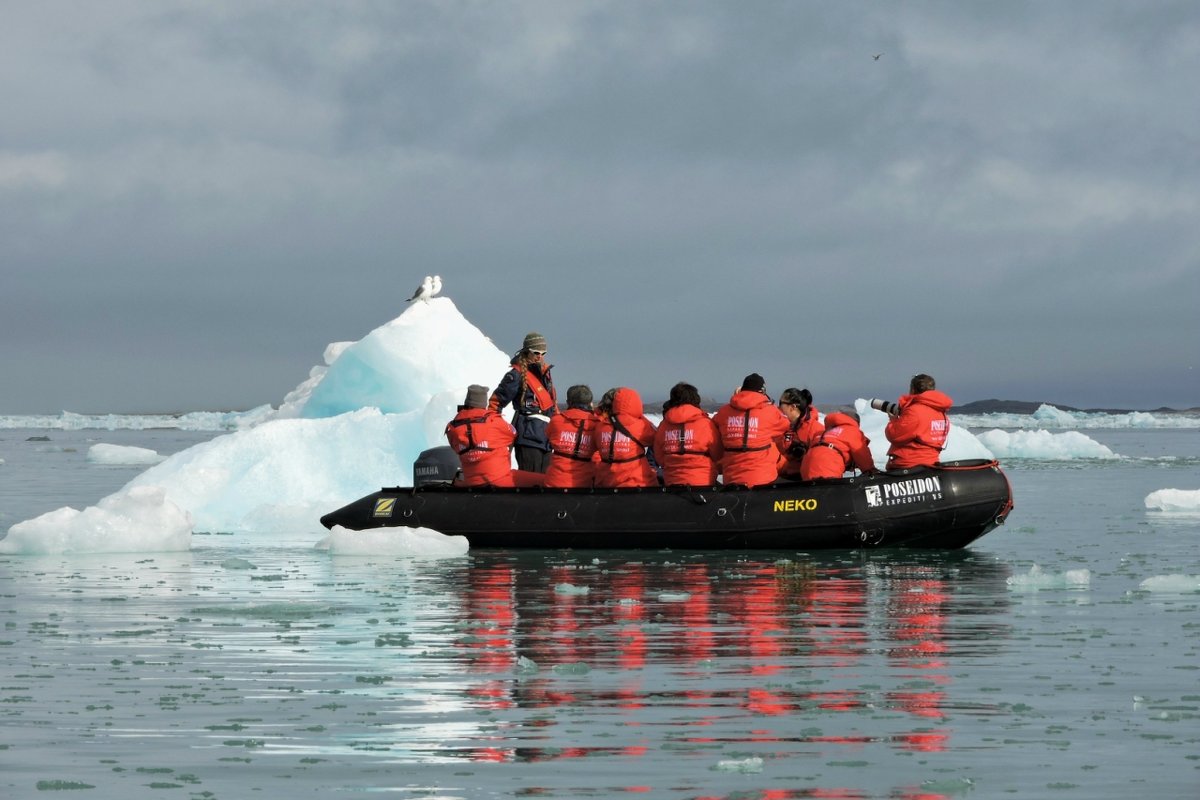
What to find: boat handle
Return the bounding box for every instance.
[557,510,568,520]
[716,507,727,517]
[402,509,413,518]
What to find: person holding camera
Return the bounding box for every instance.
[776,387,822,479]
[876,373,953,470]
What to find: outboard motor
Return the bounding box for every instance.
[413,446,461,486]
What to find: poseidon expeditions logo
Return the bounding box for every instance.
[864,476,943,508]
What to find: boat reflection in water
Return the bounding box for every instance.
[445,550,1011,792]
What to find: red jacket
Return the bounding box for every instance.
[801,412,875,480]
[885,390,953,469]
[712,390,790,487]
[594,388,658,488]
[544,408,598,488]
[444,407,517,486]
[778,405,823,478]
[653,403,722,486]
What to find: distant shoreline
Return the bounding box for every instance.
[946,399,1200,415]
[686,398,1200,415]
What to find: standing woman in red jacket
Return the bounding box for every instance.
[883,373,953,469]
[594,387,658,488]
[653,382,723,486]
[712,373,790,487]
[544,385,599,488]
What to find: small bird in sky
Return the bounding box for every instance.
[430,275,443,298]
[873,53,883,61]
[407,275,434,303]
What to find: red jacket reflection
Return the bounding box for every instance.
[653,404,722,486]
[444,408,516,487]
[712,390,790,486]
[801,411,876,480]
[544,408,598,488]
[885,390,953,469]
[594,388,657,488]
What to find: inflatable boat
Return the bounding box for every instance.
[319,449,1013,550]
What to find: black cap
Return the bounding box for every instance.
[741,373,765,393]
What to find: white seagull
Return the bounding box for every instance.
[430,275,443,297]
[407,275,434,303]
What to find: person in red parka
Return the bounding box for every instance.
[712,373,790,487]
[776,387,823,480]
[883,373,953,469]
[594,387,657,488]
[544,384,599,489]
[801,410,876,480]
[653,382,723,486]
[445,385,518,487]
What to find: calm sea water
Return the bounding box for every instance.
[1,426,1198,799]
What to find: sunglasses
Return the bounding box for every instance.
[529,350,546,356]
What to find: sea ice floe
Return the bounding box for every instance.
[87,443,165,465]
[314,525,468,557]
[1144,488,1200,513]
[0,485,192,555]
[1138,574,1200,593]
[1006,564,1091,590]
[977,429,1118,460]
[712,757,764,773]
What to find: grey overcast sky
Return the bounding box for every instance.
[3,1,1198,413]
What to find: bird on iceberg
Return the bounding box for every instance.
[430,275,442,297]
[407,275,434,303]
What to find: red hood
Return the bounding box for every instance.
[612,387,644,417]
[729,389,772,412]
[822,411,860,430]
[900,390,953,412]
[664,404,709,424]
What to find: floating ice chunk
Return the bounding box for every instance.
[87,443,166,465]
[712,757,764,773]
[314,525,468,557]
[1138,575,1200,593]
[1006,564,1091,590]
[1144,488,1200,513]
[658,592,692,602]
[0,485,192,555]
[516,656,540,674]
[552,662,590,675]
[554,583,590,595]
[977,429,1118,460]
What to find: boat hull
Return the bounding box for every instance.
[320,460,1013,550]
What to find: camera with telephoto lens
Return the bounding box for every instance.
[869,398,899,416]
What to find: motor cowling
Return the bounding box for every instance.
[413,445,461,486]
